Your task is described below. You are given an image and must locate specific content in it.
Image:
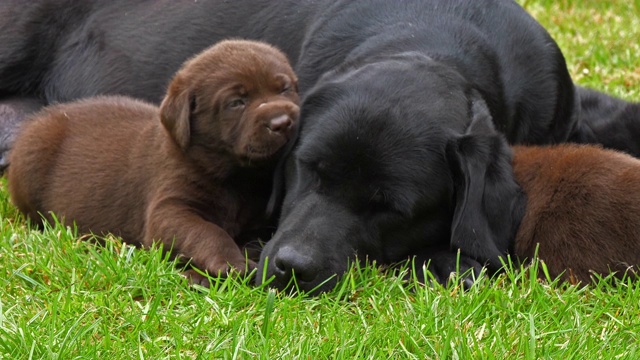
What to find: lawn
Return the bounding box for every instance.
[1,1,640,359]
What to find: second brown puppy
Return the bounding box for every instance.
[7,39,299,285]
[512,144,640,283]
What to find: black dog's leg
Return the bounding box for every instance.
[570,86,640,157]
[408,246,484,289]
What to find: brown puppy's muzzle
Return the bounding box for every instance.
[267,114,294,137]
[257,100,299,140]
[240,100,299,161]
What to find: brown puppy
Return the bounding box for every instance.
[7,39,300,285]
[512,144,640,283]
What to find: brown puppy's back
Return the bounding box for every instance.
[8,96,163,241]
[512,144,640,282]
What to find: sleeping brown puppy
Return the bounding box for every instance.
[512,144,640,283]
[7,39,300,285]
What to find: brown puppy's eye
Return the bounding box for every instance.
[227,98,246,109]
[281,84,291,94]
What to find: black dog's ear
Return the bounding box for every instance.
[160,76,193,149]
[445,93,526,271]
[465,90,497,135]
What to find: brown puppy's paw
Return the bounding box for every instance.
[182,269,213,287]
[207,254,258,277]
[182,258,258,287]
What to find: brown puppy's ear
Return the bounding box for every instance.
[445,92,526,271]
[160,77,193,149]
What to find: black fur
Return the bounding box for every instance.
[0,96,43,171]
[570,86,640,157]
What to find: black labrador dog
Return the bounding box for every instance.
[255,0,575,293]
[0,0,636,293]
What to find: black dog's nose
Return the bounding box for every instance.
[273,246,319,284]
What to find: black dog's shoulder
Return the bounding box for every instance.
[295,0,576,145]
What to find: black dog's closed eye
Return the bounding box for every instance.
[367,190,403,216]
[304,160,332,186]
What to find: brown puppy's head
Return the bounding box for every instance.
[160,39,299,165]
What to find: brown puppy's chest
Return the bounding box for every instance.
[190,166,274,240]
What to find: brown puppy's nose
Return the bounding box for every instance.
[268,114,293,134]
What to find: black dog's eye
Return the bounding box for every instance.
[366,190,405,217]
[368,192,388,212]
[313,160,332,180]
[227,98,246,109]
[304,160,330,188]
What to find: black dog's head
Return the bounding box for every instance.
[257,53,524,294]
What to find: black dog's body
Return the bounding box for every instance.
[0,0,313,103]
[3,0,575,142]
[295,0,580,143]
[0,0,635,292]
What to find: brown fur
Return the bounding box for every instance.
[7,39,299,285]
[512,144,640,283]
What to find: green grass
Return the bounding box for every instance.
[523,0,640,100]
[2,1,640,358]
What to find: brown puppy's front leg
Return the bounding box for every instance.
[145,201,257,286]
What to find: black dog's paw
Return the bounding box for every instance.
[0,96,45,173]
[0,127,18,174]
[0,144,11,174]
[410,250,485,289]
